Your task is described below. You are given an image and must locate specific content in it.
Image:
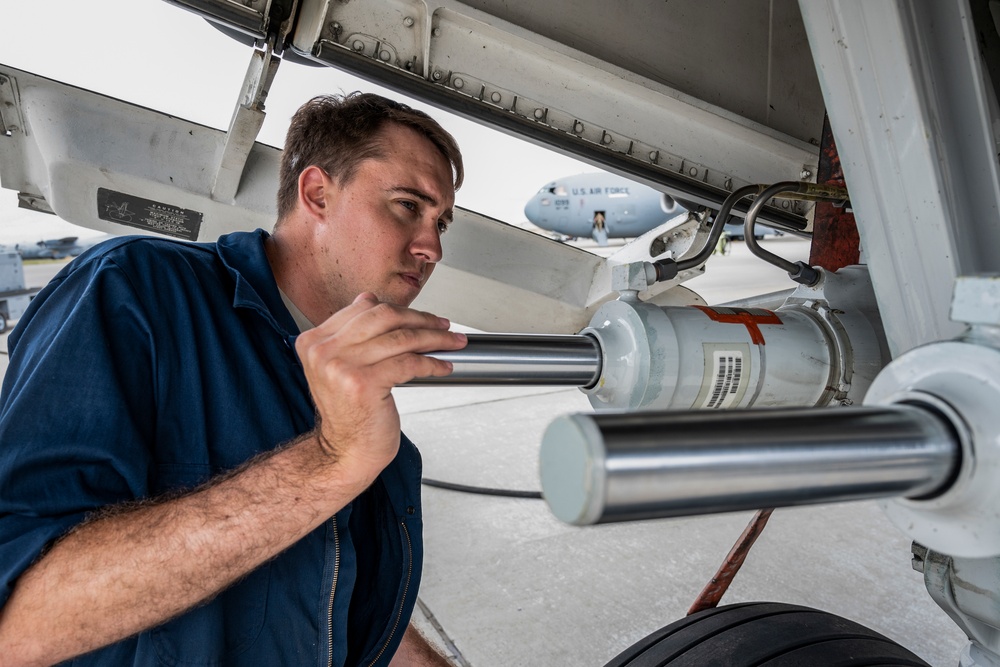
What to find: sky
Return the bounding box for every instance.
[0,0,595,245]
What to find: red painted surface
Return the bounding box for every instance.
[809,115,860,271]
[692,306,783,345]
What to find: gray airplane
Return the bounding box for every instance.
[523,172,779,245]
[4,235,112,260]
[523,172,685,246]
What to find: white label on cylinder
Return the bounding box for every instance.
[695,343,751,409]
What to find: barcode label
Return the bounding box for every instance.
[704,350,743,409]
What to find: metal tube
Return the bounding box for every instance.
[407,333,602,386]
[540,404,960,525]
[744,181,807,274]
[674,184,762,272]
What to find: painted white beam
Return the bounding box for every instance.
[799,0,1000,355]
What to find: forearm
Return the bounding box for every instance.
[0,432,374,667]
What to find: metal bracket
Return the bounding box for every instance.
[0,73,25,137]
[211,38,281,202]
[916,543,1000,667]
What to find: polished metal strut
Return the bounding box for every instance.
[409,333,602,386]
[540,404,961,525]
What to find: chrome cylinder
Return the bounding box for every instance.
[409,333,602,386]
[540,404,960,525]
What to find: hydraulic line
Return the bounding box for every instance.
[650,185,762,282]
[744,181,850,285]
[651,181,850,285]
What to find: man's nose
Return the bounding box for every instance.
[412,218,444,263]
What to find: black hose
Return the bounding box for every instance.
[421,477,542,499]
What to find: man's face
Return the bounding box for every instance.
[314,123,456,312]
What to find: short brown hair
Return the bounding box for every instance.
[276,92,464,220]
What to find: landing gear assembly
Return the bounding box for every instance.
[412,182,1000,664]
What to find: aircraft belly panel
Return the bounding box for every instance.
[458,0,824,145]
[290,0,819,222]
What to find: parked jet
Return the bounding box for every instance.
[523,173,779,246]
[3,235,112,260]
[523,173,685,246]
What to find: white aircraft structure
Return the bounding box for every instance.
[2,1,1000,665]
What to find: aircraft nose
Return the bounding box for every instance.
[524,197,539,222]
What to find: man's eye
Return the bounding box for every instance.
[400,200,417,212]
[437,221,450,234]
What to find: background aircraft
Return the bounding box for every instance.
[2,235,112,260]
[523,172,779,245]
[523,172,685,245]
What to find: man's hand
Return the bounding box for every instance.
[296,293,467,482]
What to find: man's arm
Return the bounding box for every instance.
[0,295,466,667]
[389,624,454,667]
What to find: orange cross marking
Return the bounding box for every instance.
[692,306,783,345]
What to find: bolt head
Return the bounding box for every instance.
[403,16,415,27]
[800,169,813,180]
[431,70,443,80]
[490,92,501,103]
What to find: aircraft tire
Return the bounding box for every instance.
[603,602,930,666]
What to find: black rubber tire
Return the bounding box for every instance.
[604,602,930,667]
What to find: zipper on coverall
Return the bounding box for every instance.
[327,515,340,667]
[365,521,413,667]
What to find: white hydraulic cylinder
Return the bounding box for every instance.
[583,266,888,410]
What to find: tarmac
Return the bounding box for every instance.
[0,237,970,666]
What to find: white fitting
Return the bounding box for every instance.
[866,339,1000,558]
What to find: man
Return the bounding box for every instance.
[0,92,467,665]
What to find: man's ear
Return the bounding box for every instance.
[297,166,331,220]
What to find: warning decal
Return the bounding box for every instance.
[97,188,203,241]
[695,343,751,410]
[692,306,782,345]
